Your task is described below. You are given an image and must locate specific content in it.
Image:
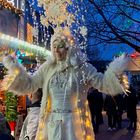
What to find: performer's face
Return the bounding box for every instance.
[52,39,68,61]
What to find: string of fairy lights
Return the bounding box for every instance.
[0,32,51,59]
[27,0,88,49]
[0,0,22,15]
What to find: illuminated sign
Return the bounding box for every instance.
[7,0,25,10]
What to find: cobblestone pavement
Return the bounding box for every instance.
[95,109,140,140]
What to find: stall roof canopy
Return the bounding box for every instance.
[127,56,140,72]
[127,52,140,72]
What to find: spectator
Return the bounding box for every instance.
[114,94,124,129]
[0,133,15,140]
[104,95,117,131]
[19,89,42,140]
[125,85,138,131]
[0,112,14,140]
[87,88,103,133]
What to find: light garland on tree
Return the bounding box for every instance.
[0,32,51,59]
[0,0,22,16]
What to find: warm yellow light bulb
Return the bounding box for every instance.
[85,100,88,106]
[14,68,20,75]
[86,135,92,140]
[85,111,89,117]
[85,119,90,127]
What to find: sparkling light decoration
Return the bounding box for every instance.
[1,68,19,91]
[118,73,130,94]
[0,32,51,59]
[26,23,33,44]
[38,0,74,27]
[37,0,88,50]
[26,0,88,53]
[122,74,130,93]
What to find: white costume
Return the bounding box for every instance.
[19,106,40,140]
[2,45,129,140]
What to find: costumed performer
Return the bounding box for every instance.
[2,29,130,140]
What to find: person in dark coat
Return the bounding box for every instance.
[87,87,104,133]
[0,112,15,140]
[0,133,15,140]
[104,95,117,131]
[114,94,124,129]
[125,85,138,131]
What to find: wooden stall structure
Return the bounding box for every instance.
[127,52,140,73]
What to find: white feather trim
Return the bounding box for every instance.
[2,55,32,95]
[104,69,125,96]
[104,54,130,96]
[2,55,21,73]
[106,54,130,75]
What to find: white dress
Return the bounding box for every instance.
[46,69,87,140]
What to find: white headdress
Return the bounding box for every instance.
[50,27,74,49]
[50,27,87,67]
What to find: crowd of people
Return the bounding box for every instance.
[87,85,138,134]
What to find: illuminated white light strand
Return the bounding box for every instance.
[0,32,51,59]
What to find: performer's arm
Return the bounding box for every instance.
[85,54,130,95]
[2,55,47,95]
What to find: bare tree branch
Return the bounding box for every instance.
[88,0,140,52]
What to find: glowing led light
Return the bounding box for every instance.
[0,32,51,59]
